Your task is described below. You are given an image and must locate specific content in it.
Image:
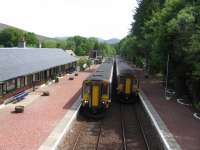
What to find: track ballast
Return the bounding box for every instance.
[59,101,148,150]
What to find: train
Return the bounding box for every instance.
[81,58,114,117]
[116,58,139,103]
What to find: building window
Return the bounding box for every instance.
[20,77,25,88]
[27,75,33,85]
[35,73,40,81]
[55,67,59,74]
[6,79,16,92]
[3,84,6,94]
[0,84,2,96]
[40,72,45,81]
[61,65,65,72]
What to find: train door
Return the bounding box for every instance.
[125,78,131,94]
[92,84,100,107]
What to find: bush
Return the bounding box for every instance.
[78,57,89,70]
[194,101,200,110]
[86,59,92,68]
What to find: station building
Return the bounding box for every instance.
[0,48,78,104]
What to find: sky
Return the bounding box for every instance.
[0,0,138,39]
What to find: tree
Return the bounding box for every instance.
[24,32,38,47]
[42,39,57,48]
[0,27,24,47]
[120,0,200,105]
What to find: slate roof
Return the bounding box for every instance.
[0,48,78,82]
[86,58,114,82]
[116,58,136,76]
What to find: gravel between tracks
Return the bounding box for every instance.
[59,101,147,150]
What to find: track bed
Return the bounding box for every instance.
[59,101,147,150]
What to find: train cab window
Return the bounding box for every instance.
[83,83,90,94]
[132,79,139,89]
[133,79,138,85]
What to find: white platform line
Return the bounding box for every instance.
[139,91,182,150]
[38,96,81,150]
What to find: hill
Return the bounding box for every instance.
[0,23,51,41]
[54,36,120,44]
[0,23,120,44]
[105,38,120,44]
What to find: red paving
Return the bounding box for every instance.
[139,71,200,150]
[0,66,97,150]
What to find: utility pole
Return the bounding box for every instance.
[165,54,170,98]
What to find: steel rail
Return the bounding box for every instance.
[134,105,150,150]
[95,120,103,150]
[72,130,81,150]
[120,104,127,150]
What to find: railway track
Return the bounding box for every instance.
[120,104,127,150]
[59,101,148,150]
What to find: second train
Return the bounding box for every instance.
[81,57,140,118]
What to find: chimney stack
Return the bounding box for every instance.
[18,38,26,48]
[38,42,42,48]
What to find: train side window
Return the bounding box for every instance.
[102,83,108,95]
[133,79,139,89]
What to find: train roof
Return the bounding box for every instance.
[86,58,114,81]
[116,58,136,76]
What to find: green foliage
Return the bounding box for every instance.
[86,59,92,68]
[0,28,116,57]
[24,32,38,47]
[117,36,144,67]
[64,36,116,57]
[77,57,89,70]
[120,0,200,102]
[0,27,39,47]
[194,101,200,110]
[99,42,116,56]
[42,39,57,48]
[0,27,24,47]
[56,40,67,49]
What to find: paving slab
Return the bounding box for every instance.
[0,65,98,150]
[139,70,200,150]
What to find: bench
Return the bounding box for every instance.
[13,91,28,102]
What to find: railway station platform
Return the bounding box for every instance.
[139,70,200,150]
[0,65,98,150]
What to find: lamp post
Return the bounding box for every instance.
[165,54,170,99]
